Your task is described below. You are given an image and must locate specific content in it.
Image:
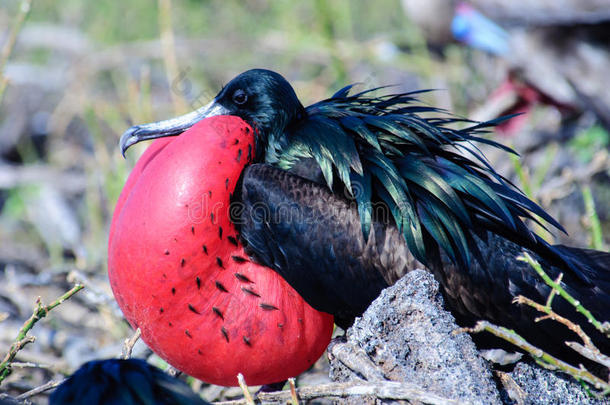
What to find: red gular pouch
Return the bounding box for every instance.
[108,115,334,386]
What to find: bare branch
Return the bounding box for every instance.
[288,378,298,405]
[236,373,254,405]
[545,273,562,308]
[8,362,54,371]
[0,284,84,383]
[461,321,609,391]
[16,379,65,400]
[0,0,33,101]
[328,340,386,381]
[0,336,36,379]
[120,328,142,359]
[214,380,462,405]
[565,342,610,370]
[513,295,595,350]
[518,253,608,336]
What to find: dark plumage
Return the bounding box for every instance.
[235,163,418,327]
[50,359,209,405]
[121,69,610,364]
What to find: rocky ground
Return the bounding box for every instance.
[329,270,609,405]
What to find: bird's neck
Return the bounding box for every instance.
[258,109,308,168]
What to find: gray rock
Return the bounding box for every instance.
[502,362,609,405]
[329,269,501,404]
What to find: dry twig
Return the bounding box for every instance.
[16,379,65,400]
[237,373,255,405]
[461,321,609,392]
[8,361,53,371]
[564,342,610,370]
[518,252,608,337]
[328,340,386,381]
[465,252,610,397]
[214,380,461,405]
[538,150,609,206]
[265,340,463,404]
[0,0,33,101]
[0,283,84,383]
[120,328,142,359]
[513,295,595,350]
[67,270,123,318]
[288,378,298,405]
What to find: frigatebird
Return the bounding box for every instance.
[112,69,610,385]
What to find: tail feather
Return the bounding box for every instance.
[554,245,610,288]
[555,245,610,309]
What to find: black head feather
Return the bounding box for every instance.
[213,69,306,158]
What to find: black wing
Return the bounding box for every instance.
[269,88,566,275]
[235,165,610,362]
[234,163,420,328]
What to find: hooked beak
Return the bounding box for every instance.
[119,100,230,157]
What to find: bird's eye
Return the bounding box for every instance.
[233,90,248,105]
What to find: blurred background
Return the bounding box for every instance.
[0,0,609,402]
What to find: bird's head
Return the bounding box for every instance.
[120,69,305,158]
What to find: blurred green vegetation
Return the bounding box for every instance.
[570,125,609,163]
[12,0,484,102]
[28,1,408,46]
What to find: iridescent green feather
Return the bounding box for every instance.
[273,86,565,269]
